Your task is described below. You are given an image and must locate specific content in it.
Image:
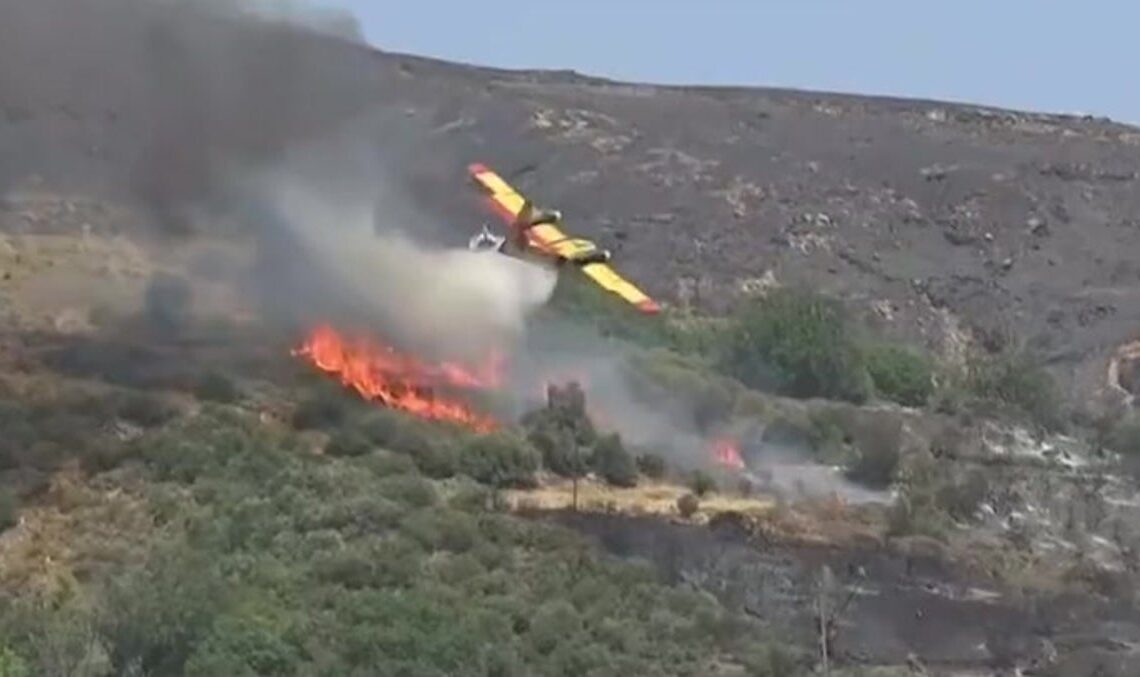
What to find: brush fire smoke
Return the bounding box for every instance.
[292,321,749,469]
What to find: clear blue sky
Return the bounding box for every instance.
[314,0,1138,125]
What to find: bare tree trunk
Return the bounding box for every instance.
[818,592,830,676]
[818,565,833,677]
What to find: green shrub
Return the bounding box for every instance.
[864,343,934,406]
[721,287,870,402]
[636,452,667,479]
[1109,417,1140,456]
[936,469,990,521]
[688,471,717,498]
[0,489,18,532]
[144,272,192,333]
[376,474,437,509]
[96,544,228,676]
[354,410,461,478]
[409,438,459,479]
[528,600,583,655]
[887,455,950,540]
[325,430,372,458]
[676,493,700,518]
[592,433,638,488]
[0,646,30,677]
[291,390,347,430]
[193,371,240,403]
[114,391,179,427]
[360,449,419,477]
[966,348,1063,430]
[844,415,904,489]
[459,431,540,488]
[183,613,302,676]
[400,509,478,554]
[528,423,586,478]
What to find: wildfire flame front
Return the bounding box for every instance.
[712,437,745,470]
[293,324,501,432]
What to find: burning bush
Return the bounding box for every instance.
[292,324,502,433]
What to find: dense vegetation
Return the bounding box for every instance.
[0,391,797,676]
[0,273,1113,676]
[551,274,1066,432]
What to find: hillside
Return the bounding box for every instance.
[6,0,1140,406]
[3,1,1140,676]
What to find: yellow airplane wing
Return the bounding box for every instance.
[468,163,661,314]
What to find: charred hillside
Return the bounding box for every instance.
[5,1,1140,408]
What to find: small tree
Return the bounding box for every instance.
[721,287,870,403]
[689,470,717,498]
[143,272,192,333]
[460,431,541,489]
[967,347,1063,431]
[636,453,667,480]
[592,433,637,488]
[864,343,934,407]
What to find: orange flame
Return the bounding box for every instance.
[711,437,745,471]
[292,324,501,432]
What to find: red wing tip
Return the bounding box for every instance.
[467,162,491,176]
[636,300,662,314]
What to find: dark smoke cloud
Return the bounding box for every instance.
[0,0,382,225]
[1,0,553,357]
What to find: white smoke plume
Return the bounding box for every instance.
[244,166,557,362]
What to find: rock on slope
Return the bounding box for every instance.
[3,0,1140,406]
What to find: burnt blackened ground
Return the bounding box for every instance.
[541,510,1140,676]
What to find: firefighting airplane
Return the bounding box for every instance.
[466,163,661,315]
